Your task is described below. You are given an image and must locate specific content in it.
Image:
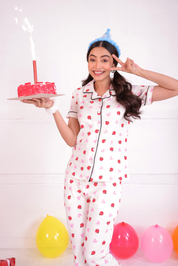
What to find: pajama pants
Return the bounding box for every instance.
[64,177,122,266]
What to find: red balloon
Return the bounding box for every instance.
[110,222,139,259]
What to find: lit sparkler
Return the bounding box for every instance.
[14,7,37,83]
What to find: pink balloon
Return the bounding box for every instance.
[110,222,139,259]
[141,225,173,262]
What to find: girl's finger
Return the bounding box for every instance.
[33,98,42,107]
[21,99,36,104]
[40,97,45,105]
[41,97,49,107]
[112,54,124,66]
[110,66,122,71]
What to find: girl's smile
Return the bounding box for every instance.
[92,70,104,76]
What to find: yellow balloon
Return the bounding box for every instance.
[36,215,69,258]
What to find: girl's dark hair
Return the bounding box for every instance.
[82,41,142,121]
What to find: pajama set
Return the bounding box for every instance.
[64,80,154,266]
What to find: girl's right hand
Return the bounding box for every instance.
[21,97,54,109]
[111,55,141,76]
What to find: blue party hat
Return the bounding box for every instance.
[88,29,121,57]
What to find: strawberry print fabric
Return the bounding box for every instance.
[65,80,154,182]
[64,177,122,266]
[0,258,15,266]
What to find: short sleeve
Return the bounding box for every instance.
[66,89,78,119]
[132,85,154,106]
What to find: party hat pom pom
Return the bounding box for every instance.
[88,29,121,57]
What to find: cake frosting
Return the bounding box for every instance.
[17,82,56,97]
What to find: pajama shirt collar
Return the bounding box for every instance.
[83,80,116,100]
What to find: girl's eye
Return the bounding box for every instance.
[102,59,108,63]
[89,59,95,62]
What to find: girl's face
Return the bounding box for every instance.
[88,46,114,83]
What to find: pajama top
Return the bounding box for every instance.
[65,80,154,182]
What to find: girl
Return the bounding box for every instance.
[22,29,178,266]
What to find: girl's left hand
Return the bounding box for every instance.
[111,54,141,76]
[21,97,53,109]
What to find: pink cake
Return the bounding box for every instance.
[17,82,56,97]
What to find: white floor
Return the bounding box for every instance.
[0,248,178,266]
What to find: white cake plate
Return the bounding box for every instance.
[7,93,65,100]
